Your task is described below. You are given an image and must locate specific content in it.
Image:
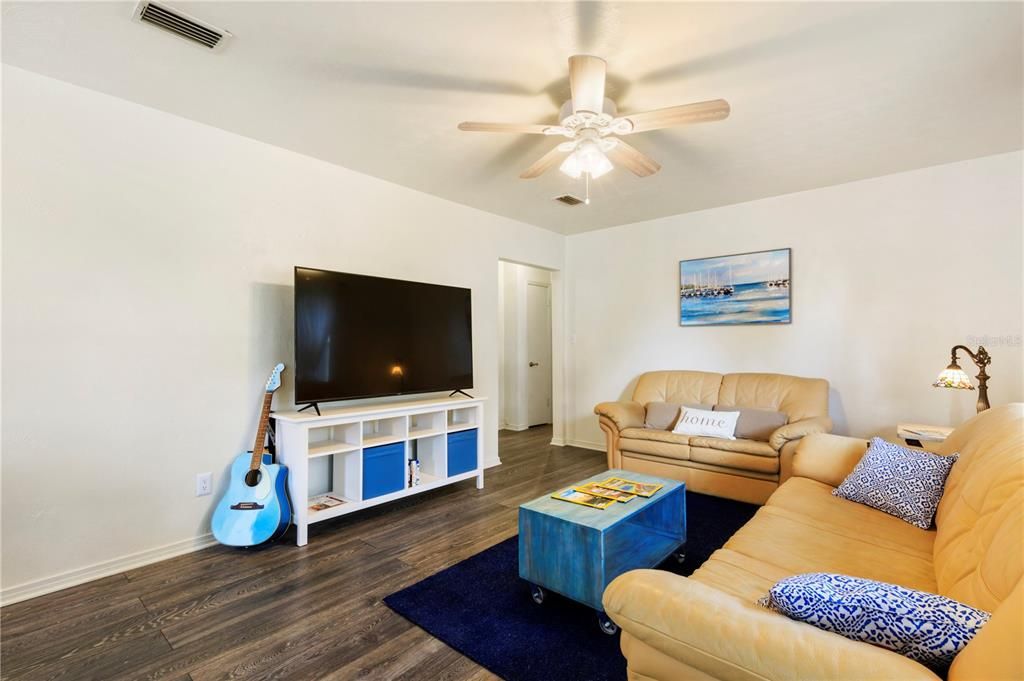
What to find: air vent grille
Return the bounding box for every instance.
[136,2,227,49]
[554,194,585,206]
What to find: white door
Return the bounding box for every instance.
[526,282,552,426]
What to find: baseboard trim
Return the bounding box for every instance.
[500,424,529,432]
[549,436,565,446]
[1,532,218,607]
[4,447,507,607]
[566,439,605,452]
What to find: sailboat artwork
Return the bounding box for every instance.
[679,248,791,326]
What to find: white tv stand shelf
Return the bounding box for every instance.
[272,395,486,546]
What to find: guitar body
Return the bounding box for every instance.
[211,451,292,547]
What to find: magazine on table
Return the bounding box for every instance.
[551,488,617,510]
[597,477,663,498]
[574,481,636,502]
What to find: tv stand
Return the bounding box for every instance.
[273,395,486,546]
[448,389,474,399]
[297,402,321,416]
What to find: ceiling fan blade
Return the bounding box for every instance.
[620,99,730,134]
[607,140,661,177]
[569,55,606,114]
[520,145,566,179]
[458,122,558,134]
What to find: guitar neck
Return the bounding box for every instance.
[248,392,275,471]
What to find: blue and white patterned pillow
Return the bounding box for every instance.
[759,573,990,671]
[833,437,957,529]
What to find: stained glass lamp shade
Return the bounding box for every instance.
[933,362,974,390]
[933,345,991,412]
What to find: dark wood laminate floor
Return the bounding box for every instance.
[1,427,606,681]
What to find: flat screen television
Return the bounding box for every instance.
[294,267,473,404]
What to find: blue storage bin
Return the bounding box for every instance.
[363,442,405,499]
[447,428,478,477]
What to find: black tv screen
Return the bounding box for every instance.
[294,267,473,403]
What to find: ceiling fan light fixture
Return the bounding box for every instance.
[589,153,613,179]
[458,55,728,183]
[559,139,613,180]
[558,153,581,179]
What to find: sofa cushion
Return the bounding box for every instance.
[949,579,1024,681]
[715,406,789,441]
[605,569,942,681]
[691,488,939,599]
[932,404,1024,612]
[770,478,935,556]
[689,446,779,474]
[690,436,778,458]
[619,428,690,461]
[688,548,790,601]
[621,428,689,445]
[759,572,990,672]
[835,438,957,530]
[717,372,830,422]
[632,370,723,407]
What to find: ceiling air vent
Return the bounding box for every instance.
[132,1,232,51]
[554,194,585,206]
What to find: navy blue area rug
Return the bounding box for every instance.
[383,491,758,681]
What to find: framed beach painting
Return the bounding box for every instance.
[679,248,791,326]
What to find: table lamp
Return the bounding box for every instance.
[933,345,991,412]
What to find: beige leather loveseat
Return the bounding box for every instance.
[604,404,1024,681]
[595,371,831,504]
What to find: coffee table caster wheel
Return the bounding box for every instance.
[674,550,686,564]
[530,584,545,605]
[597,612,618,635]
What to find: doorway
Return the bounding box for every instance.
[526,281,552,426]
[499,261,554,431]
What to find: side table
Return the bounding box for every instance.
[897,423,954,451]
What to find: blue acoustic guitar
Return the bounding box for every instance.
[211,363,292,547]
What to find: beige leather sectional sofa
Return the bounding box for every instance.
[603,403,1024,681]
[595,371,831,504]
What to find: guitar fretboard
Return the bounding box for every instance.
[249,392,275,472]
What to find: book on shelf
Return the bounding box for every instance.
[551,487,616,510]
[574,481,635,502]
[597,477,663,498]
[309,494,346,512]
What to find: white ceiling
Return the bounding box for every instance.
[3,2,1022,235]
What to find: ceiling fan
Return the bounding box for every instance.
[458,55,730,182]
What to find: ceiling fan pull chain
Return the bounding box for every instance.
[585,172,591,205]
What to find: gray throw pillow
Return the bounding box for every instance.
[644,402,682,430]
[644,402,710,430]
[714,406,788,441]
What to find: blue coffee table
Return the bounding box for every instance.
[518,469,686,634]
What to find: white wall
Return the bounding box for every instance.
[566,152,1024,448]
[0,66,564,599]
[4,64,1022,603]
[498,261,551,430]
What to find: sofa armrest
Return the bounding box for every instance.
[603,570,940,681]
[593,401,645,431]
[769,415,832,450]
[791,433,869,487]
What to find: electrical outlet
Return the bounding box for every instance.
[196,472,212,497]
